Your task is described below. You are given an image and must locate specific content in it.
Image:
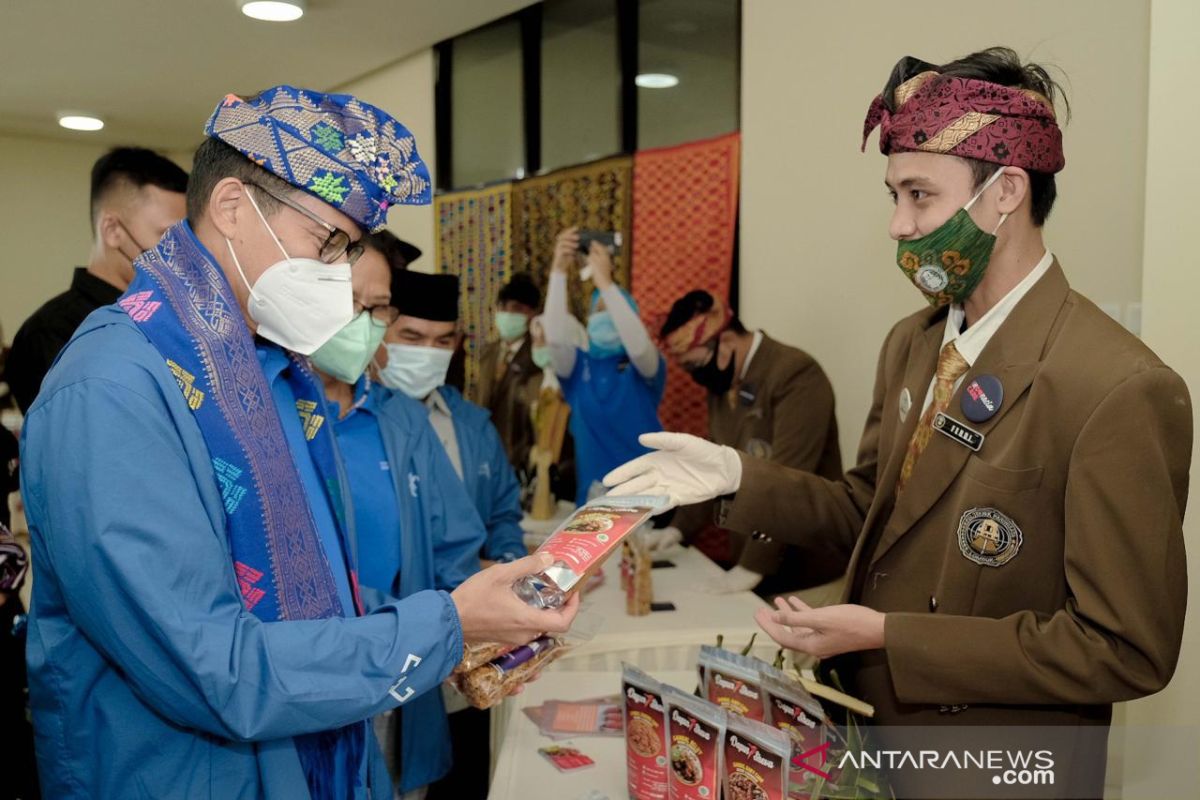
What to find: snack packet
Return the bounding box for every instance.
[664,688,727,800]
[723,714,792,800]
[452,642,514,675]
[762,674,838,797]
[699,645,768,721]
[539,743,595,772]
[514,495,670,609]
[623,664,671,800]
[457,635,568,709]
[541,697,625,737]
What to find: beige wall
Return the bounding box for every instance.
[740,0,1196,792]
[332,50,438,272]
[0,134,112,340]
[1119,0,1200,794]
[0,50,437,342]
[739,0,1150,466]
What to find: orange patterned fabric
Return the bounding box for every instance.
[897,340,969,494]
[631,132,740,437]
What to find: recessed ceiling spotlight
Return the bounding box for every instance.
[57,113,105,132]
[239,0,305,22]
[635,73,680,89]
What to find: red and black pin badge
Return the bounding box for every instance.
[961,374,1003,423]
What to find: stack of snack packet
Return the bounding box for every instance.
[697,636,893,799]
[623,663,792,800]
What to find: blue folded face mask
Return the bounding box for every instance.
[587,311,623,358]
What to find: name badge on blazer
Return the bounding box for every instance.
[933,412,984,451]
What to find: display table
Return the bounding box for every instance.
[558,545,774,671]
[488,545,774,774]
[488,669,698,800]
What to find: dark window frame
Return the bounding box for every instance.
[435,0,741,192]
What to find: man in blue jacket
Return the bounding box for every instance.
[375,269,529,798]
[19,87,576,800]
[313,231,490,795]
[377,270,528,566]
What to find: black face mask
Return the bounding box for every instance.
[688,345,735,395]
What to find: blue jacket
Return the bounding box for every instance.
[436,386,527,562]
[21,306,463,800]
[365,385,486,791]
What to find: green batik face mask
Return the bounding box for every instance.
[310,311,388,384]
[896,166,1009,308]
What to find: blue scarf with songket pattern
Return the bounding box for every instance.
[119,220,364,799]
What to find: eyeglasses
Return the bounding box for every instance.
[246,182,364,265]
[355,301,400,327]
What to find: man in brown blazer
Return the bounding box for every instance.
[477,273,543,479]
[660,290,845,598]
[606,48,1190,796]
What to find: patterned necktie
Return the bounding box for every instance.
[896,340,970,494]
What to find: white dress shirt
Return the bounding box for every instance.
[921,250,1054,415]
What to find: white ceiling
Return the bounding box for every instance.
[0,0,537,151]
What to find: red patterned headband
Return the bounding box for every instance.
[664,297,733,356]
[862,71,1065,174]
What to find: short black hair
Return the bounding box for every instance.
[185,136,297,225]
[659,290,745,340]
[498,272,541,309]
[937,48,1068,226]
[946,48,1069,226]
[90,146,188,223]
[363,229,423,271]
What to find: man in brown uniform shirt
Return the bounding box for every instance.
[661,290,844,598]
[606,49,1190,796]
[477,273,542,481]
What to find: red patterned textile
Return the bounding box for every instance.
[631,132,740,437]
[863,70,1065,174]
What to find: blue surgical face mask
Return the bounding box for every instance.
[531,345,553,370]
[587,311,623,358]
[310,311,387,384]
[494,310,529,342]
[377,343,453,399]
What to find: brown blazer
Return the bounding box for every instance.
[683,334,844,593]
[720,262,1191,739]
[477,335,541,473]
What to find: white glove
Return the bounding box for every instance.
[640,526,683,556]
[603,432,743,511]
[700,565,763,595]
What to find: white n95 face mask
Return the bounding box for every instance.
[226,189,353,355]
[377,343,454,399]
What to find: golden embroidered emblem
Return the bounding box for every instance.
[295,399,325,441]
[166,359,205,410]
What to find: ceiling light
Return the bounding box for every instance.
[239,0,305,22]
[635,73,679,89]
[57,114,105,132]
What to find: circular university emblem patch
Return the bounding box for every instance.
[957,507,1023,567]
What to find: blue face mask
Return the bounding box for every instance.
[587,311,623,358]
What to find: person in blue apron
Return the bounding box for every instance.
[19,86,577,800]
[372,268,528,799]
[308,232,488,799]
[543,228,665,505]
